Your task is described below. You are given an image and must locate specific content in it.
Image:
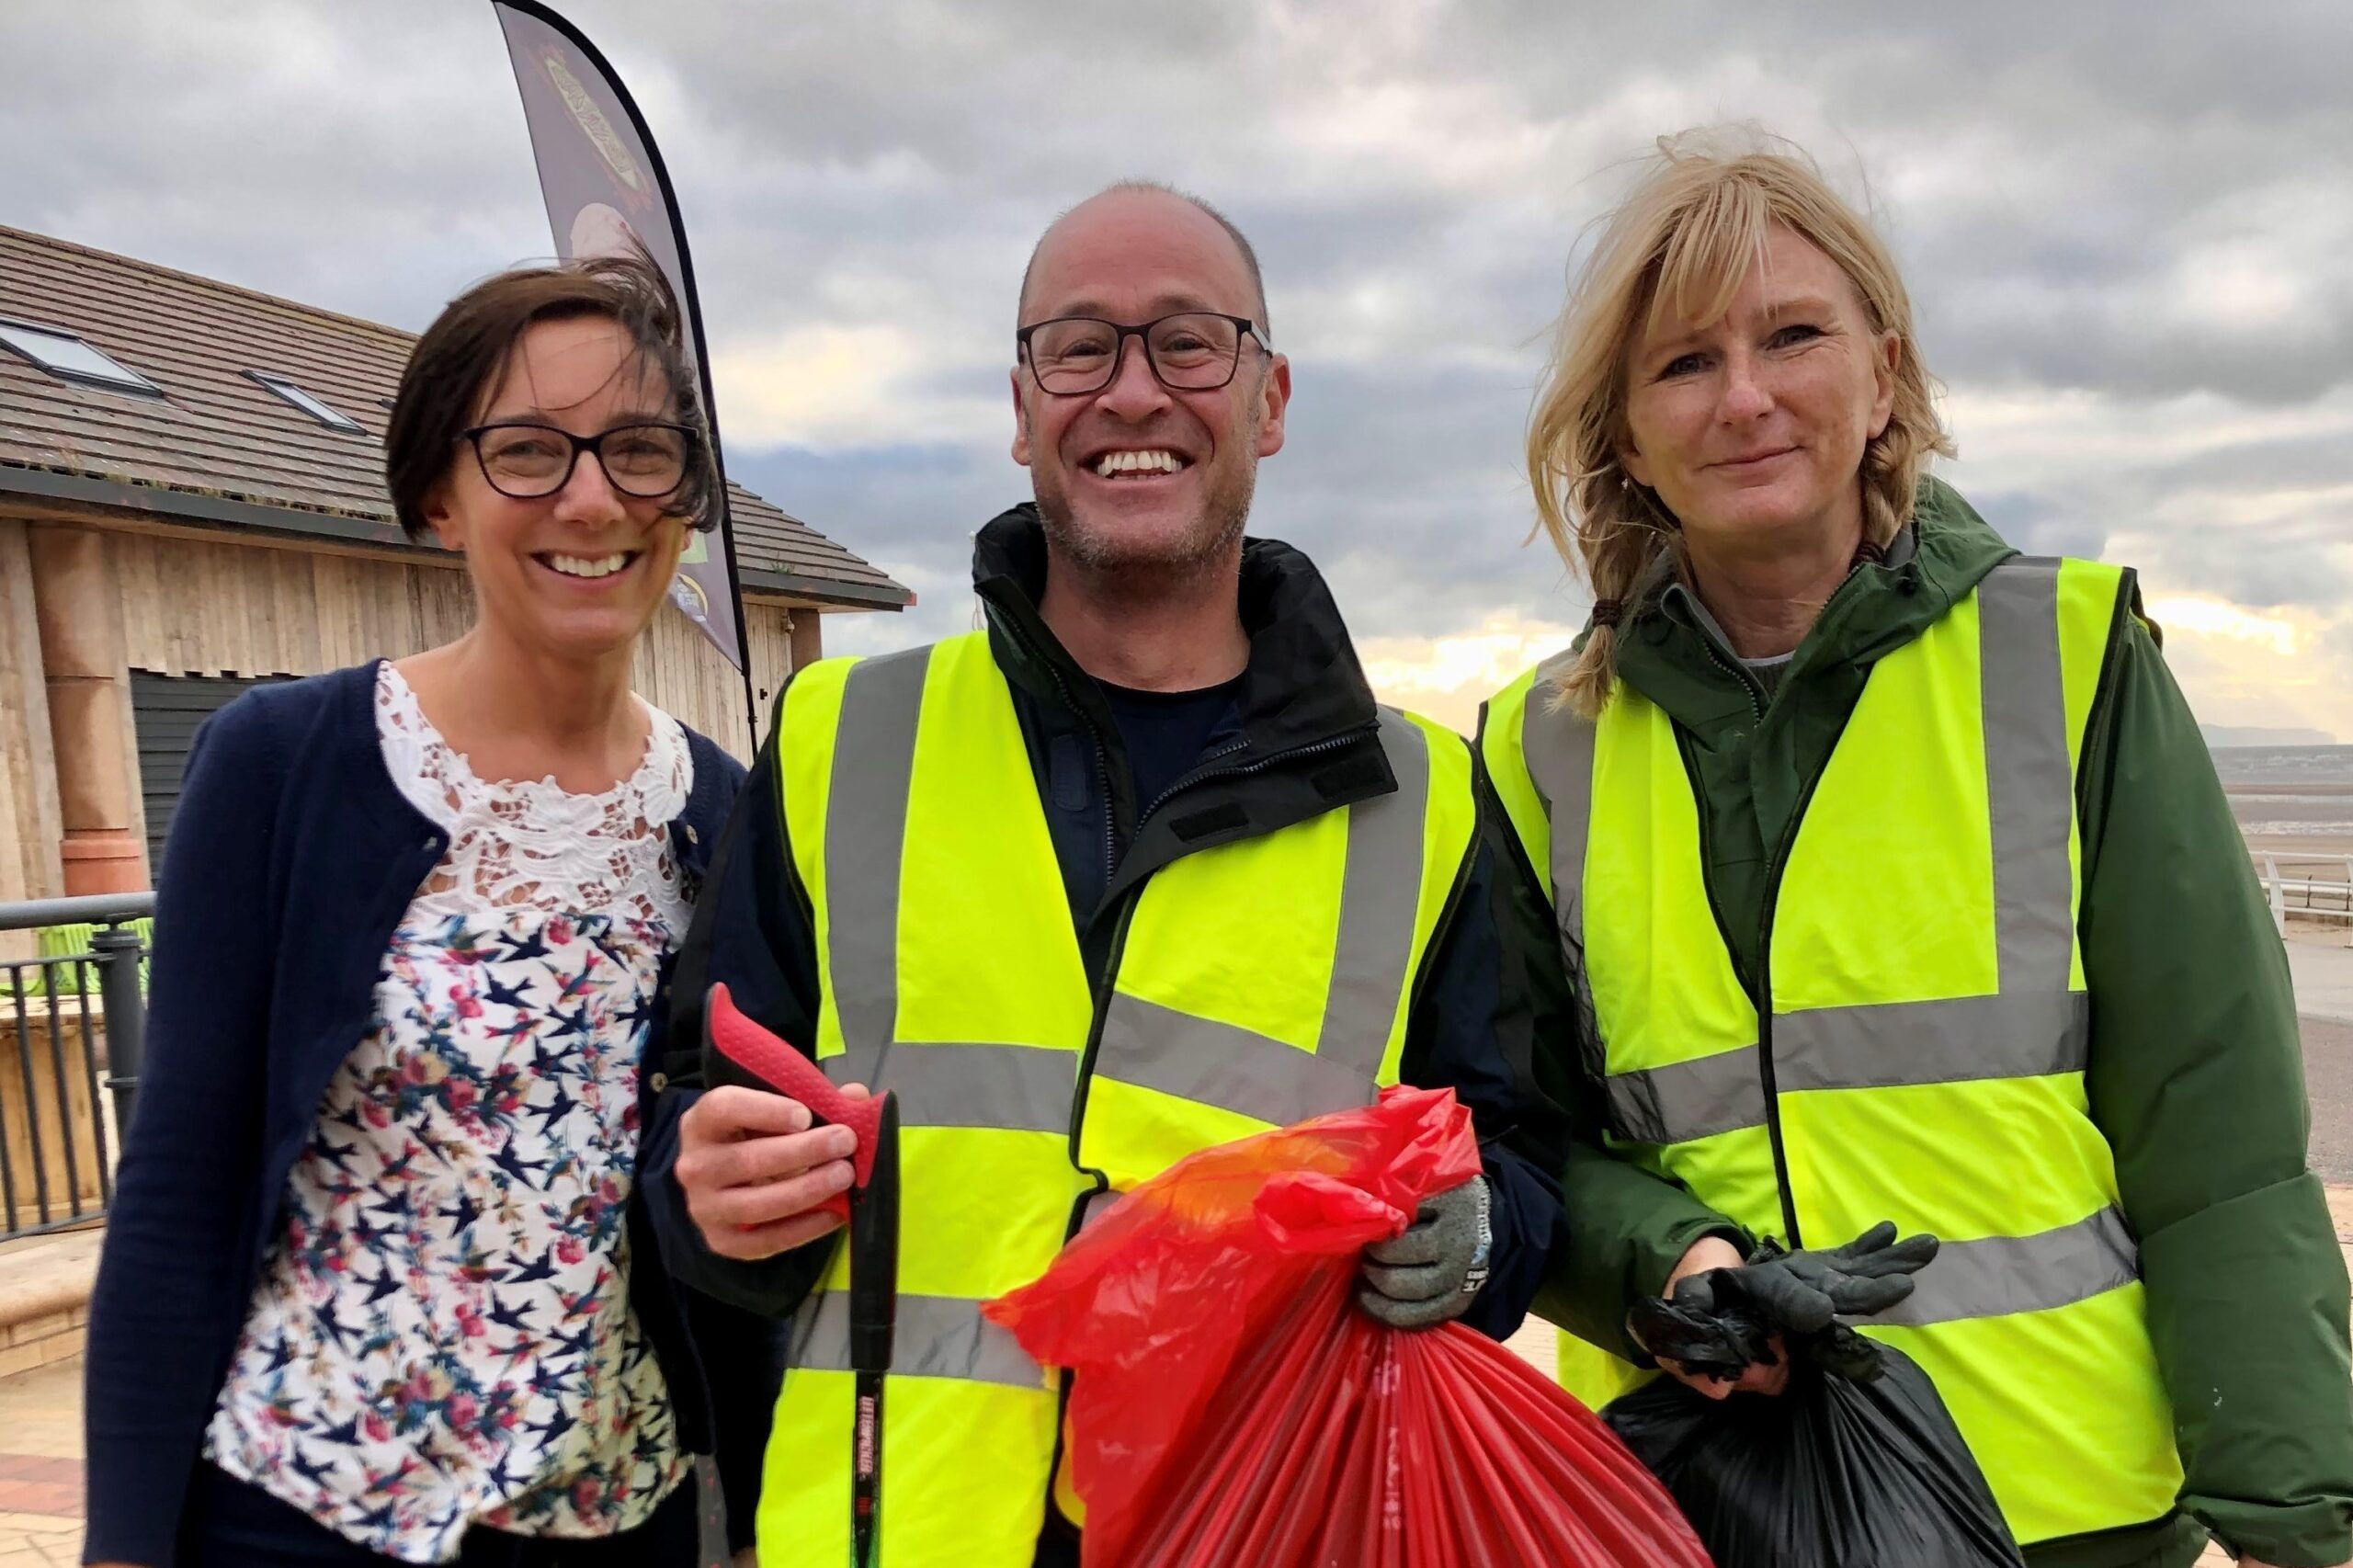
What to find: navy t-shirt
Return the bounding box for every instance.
[1100,676,1243,822]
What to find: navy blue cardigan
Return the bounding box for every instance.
[82,662,779,1567]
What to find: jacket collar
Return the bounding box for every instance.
[969,503,1383,761]
[1607,476,2017,730]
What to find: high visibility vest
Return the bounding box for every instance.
[757,631,1477,1568]
[1480,557,2180,1547]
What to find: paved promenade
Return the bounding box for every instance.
[2290,925,2353,1025]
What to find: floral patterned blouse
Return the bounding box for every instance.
[204,662,694,1562]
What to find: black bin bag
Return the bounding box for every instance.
[1604,1224,2027,1568]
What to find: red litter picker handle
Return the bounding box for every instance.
[704,982,887,1223]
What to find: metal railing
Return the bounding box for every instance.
[0,892,153,1240]
[2256,853,2353,947]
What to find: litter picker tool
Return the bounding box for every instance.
[706,983,899,1566]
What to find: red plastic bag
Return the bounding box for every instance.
[985,1085,1714,1568]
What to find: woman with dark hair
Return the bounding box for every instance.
[83,255,772,1567]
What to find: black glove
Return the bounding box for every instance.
[1628,1221,1939,1383]
[1715,1221,1938,1331]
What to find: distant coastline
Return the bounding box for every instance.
[2216,746,2353,873]
[2205,725,2338,748]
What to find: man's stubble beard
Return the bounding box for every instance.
[1028,409,1260,588]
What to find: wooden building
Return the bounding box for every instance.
[0,223,910,908]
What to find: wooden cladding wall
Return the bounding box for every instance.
[108,530,795,759]
[0,519,64,909]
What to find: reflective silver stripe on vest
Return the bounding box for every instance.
[821,1042,1075,1134]
[1867,1207,2138,1328]
[1520,648,1594,960]
[794,1290,1042,1389]
[1978,558,2077,994]
[1097,994,1378,1129]
[1520,652,1612,1087]
[822,647,1080,1131]
[1776,992,2089,1091]
[1606,992,2091,1145]
[1317,710,1431,1070]
[1607,1050,1765,1145]
[1089,708,1437,1119]
[825,647,932,1059]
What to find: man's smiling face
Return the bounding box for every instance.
[1011,187,1290,577]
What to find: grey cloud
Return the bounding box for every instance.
[1944,489,2113,566]
[2138,426,2353,500]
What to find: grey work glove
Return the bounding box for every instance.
[1357,1174,1491,1329]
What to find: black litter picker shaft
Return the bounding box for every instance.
[849,1090,900,1567]
[699,985,903,1568]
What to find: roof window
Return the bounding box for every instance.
[0,318,163,395]
[249,371,365,433]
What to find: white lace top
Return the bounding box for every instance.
[376,663,691,928]
[204,662,696,1562]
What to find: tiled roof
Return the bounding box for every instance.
[0,223,908,608]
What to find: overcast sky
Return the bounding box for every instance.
[6,0,2349,737]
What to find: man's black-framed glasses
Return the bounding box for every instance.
[1017,312,1267,395]
[460,421,697,500]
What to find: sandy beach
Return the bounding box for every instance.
[2233,775,2353,914]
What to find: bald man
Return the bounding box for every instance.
[644,183,1567,1568]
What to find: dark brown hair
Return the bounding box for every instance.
[385,252,721,540]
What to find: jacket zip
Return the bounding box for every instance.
[1697,625,1767,724]
[1065,900,1138,1190]
[1671,722,1801,1245]
[1133,737,1249,830]
[1131,724,1372,837]
[1045,895,1138,1535]
[992,607,1121,887]
[1678,588,1864,1251]
[1676,611,1797,1242]
[1750,824,1811,1249]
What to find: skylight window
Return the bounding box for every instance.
[249,371,365,433]
[0,318,162,395]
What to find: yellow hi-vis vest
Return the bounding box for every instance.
[1480,557,2181,1547]
[757,631,1477,1568]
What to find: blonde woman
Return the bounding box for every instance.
[1482,132,2352,1568]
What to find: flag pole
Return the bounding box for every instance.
[493,0,762,749]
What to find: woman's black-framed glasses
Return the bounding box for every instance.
[460,421,697,500]
[1017,312,1267,395]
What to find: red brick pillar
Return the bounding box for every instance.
[28,526,144,894]
[790,608,823,672]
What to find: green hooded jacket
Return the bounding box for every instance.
[1484,478,2353,1568]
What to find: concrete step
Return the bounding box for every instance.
[0,1226,100,1382]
